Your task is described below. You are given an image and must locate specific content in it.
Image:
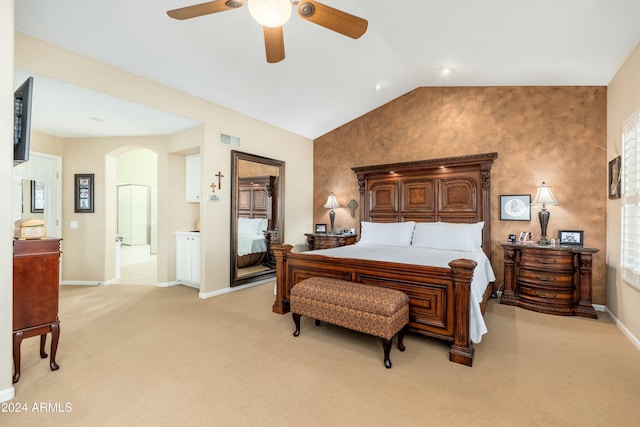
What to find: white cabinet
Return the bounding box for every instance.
[176,232,200,288]
[185,154,201,203]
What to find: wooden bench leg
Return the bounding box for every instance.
[292,313,301,337]
[397,328,406,352]
[378,337,393,369]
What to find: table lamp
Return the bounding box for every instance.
[323,193,340,234]
[531,182,558,245]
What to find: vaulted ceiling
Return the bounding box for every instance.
[14,0,640,139]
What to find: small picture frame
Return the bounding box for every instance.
[315,223,327,234]
[74,173,95,213]
[609,156,621,199]
[500,194,531,221]
[558,230,584,246]
[518,231,531,243]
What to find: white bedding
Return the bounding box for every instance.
[238,233,267,256]
[238,217,268,256]
[307,243,496,344]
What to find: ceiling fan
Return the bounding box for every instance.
[167,0,368,63]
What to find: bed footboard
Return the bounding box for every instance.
[272,244,478,366]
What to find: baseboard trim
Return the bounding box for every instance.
[61,281,102,286]
[605,306,640,351]
[0,385,15,403]
[156,281,179,288]
[198,278,273,299]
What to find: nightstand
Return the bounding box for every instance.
[500,243,599,318]
[304,233,357,250]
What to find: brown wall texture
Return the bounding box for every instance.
[313,86,607,304]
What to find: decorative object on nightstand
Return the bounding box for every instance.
[558,230,584,246]
[323,192,340,234]
[531,182,558,245]
[500,242,598,318]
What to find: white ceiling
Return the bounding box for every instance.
[14,0,640,140]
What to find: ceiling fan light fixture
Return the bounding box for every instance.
[249,0,292,28]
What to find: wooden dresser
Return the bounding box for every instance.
[12,238,62,383]
[500,242,598,318]
[305,233,357,250]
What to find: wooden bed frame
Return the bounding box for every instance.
[272,152,498,366]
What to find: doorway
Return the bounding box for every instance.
[12,151,62,238]
[115,148,158,285]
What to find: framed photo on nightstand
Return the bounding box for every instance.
[558,230,583,246]
[315,223,327,234]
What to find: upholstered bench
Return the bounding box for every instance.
[290,277,409,368]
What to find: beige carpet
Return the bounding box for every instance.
[6,282,640,426]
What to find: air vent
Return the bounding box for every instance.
[220,133,240,147]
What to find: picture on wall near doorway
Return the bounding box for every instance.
[609,156,621,199]
[74,173,94,213]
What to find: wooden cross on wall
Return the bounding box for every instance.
[215,171,224,190]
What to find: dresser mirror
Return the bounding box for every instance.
[230,151,285,287]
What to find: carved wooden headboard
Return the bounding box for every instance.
[352,152,498,259]
[238,175,278,230]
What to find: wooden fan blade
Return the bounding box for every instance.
[263,26,285,63]
[297,1,368,39]
[167,0,244,20]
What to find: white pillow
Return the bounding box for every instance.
[358,221,416,247]
[257,218,268,233]
[412,221,484,252]
[238,217,262,235]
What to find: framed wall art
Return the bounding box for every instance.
[500,194,531,221]
[558,230,583,246]
[609,156,621,199]
[74,173,94,213]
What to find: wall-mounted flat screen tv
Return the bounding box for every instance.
[14,76,33,166]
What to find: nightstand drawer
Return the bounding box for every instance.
[518,283,575,304]
[520,251,574,269]
[518,268,574,285]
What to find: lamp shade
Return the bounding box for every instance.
[248,0,292,28]
[323,193,340,209]
[532,182,559,206]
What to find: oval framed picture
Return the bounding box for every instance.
[500,194,531,221]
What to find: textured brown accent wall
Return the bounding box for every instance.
[314,86,607,304]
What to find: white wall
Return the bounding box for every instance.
[14,33,314,295]
[1,0,15,402]
[606,42,640,348]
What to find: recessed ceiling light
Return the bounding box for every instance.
[375,83,384,91]
[441,67,455,76]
